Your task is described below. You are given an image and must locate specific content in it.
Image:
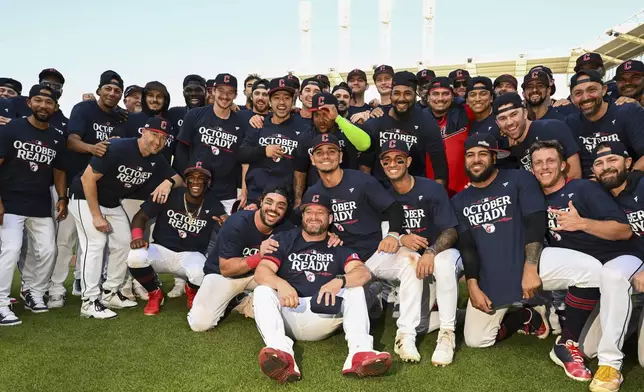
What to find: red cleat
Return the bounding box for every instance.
[143,289,164,316]
[342,351,392,377]
[258,347,300,384]
[185,283,197,309]
[549,336,592,382]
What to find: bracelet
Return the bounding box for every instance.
[245,254,262,270]
[425,245,437,255]
[385,233,400,241]
[58,196,69,203]
[166,177,176,186]
[131,228,144,240]
[398,234,406,246]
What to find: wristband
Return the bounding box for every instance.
[425,245,437,255]
[398,234,406,246]
[131,228,144,240]
[336,274,346,288]
[245,254,262,270]
[385,233,400,241]
[58,196,69,203]
[167,177,176,186]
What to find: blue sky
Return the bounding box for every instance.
[2,0,639,113]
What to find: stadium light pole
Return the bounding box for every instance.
[422,0,435,65]
[338,0,351,72]
[299,0,312,74]
[379,0,392,66]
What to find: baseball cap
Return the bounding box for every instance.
[593,141,629,162]
[391,71,418,89]
[214,73,237,90]
[0,77,22,95]
[39,68,65,84]
[574,52,604,73]
[310,133,341,153]
[332,82,351,95]
[28,84,58,103]
[285,74,301,90]
[614,60,644,79]
[98,70,124,90]
[252,78,270,92]
[300,77,322,92]
[380,139,410,158]
[570,69,604,90]
[347,68,367,82]
[492,92,524,116]
[143,117,170,136]
[183,74,206,88]
[493,74,518,90]
[300,190,332,211]
[124,85,143,98]
[464,133,510,159]
[529,65,556,95]
[466,76,493,94]
[310,92,339,112]
[315,74,330,89]
[206,79,216,89]
[416,69,436,85]
[373,64,394,81]
[268,77,295,96]
[429,76,453,92]
[449,69,470,81]
[184,154,212,178]
[521,70,550,89]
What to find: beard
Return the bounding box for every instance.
[578,96,603,117]
[598,167,628,190]
[259,209,281,228]
[527,94,546,107]
[465,164,496,183]
[303,220,328,236]
[33,110,53,123]
[393,104,413,120]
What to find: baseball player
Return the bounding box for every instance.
[0,85,67,326]
[0,78,21,99]
[493,74,518,97]
[253,192,392,383]
[242,74,262,111]
[415,69,436,110]
[614,60,644,107]
[521,70,567,121]
[332,83,352,119]
[574,52,619,98]
[371,65,394,112]
[237,79,271,124]
[347,68,371,120]
[303,134,424,363]
[69,117,182,319]
[123,85,143,113]
[379,139,460,366]
[127,156,226,315]
[166,75,207,133]
[448,69,470,98]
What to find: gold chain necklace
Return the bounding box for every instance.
[183,195,204,225]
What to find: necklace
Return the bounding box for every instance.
[183,195,204,225]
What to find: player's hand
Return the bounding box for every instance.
[521,265,542,299]
[249,114,265,129]
[631,271,644,292]
[90,141,110,157]
[469,283,493,313]
[93,215,112,233]
[549,201,587,232]
[416,252,435,279]
[317,278,343,306]
[55,200,68,222]
[293,198,302,209]
[82,93,96,101]
[277,281,299,308]
[369,98,381,108]
[151,180,173,203]
[370,107,384,118]
[400,233,429,251]
[0,116,11,126]
[260,235,279,257]
[244,202,258,211]
[130,238,148,249]
[552,99,572,108]
[321,104,339,121]
[377,234,400,254]
[326,232,343,247]
[0,198,5,225]
[237,189,248,211]
[114,106,129,123]
[614,96,640,107]
[212,214,228,226]
[265,145,285,160]
[350,111,370,124]
[231,103,240,112]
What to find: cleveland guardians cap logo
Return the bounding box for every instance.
[312,194,319,202]
[196,161,203,168]
[583,53,591,61]
[318,96,325,106]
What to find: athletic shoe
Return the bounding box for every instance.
[589,365,623,392]
[548,304,562,335]
[167,278,186,298]
[47,294,66,309]
[121,284,136,302]
[431,329,456,366]
[549,336,592,381]
[72,279,82,297]
[21,290,49,313]
[144,289,164,316]
[81,299,118,319]
[258,347,301,384]
[232,293,254,318]
[519,305,550,338]
[342,351,392,377]
[0,306,21,326]
[101,290,138,309]
[133,280,148,300]
[185,283,198,310]
[394,334,421,363]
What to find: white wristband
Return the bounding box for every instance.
[386,233,400,242]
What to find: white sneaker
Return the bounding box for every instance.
[21,290,49,313]
[101,290,138,309]
[47,294,66,309]
[121,284,136,302]
[394,334,421,363]
[0,306,21,326]
[133,281,148,300]
[81,299,117,319]
[431,329,456,366]
[167,278,186,298]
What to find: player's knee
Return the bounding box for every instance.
[341,286,365,301]
[187,308,218,332]
[464,332,494,348]
[185,268,204,287]
[253,285,278,306]
[126,249,149,269]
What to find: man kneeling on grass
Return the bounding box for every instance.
[252,191,392,384]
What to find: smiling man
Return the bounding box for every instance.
[522,70,566,121]
[614,60,644,106]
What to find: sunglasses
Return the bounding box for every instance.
[42,81,63,91]
[454,81,467,88]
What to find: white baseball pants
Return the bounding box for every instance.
[127,244,205,286]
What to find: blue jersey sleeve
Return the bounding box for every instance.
[550,121,580,159]
[516,170,547,216]
[364,175,395,212]
[0,122,15,158]
[429,183,459,231]
[579,181,629,224]
[177,108,197,146]
[67,103,88,138]
[621,104,644,158]
[88,144,118,174]
[451,195,470,234]
[240,126,259,148]
[217,216,246,259]
[140,195,164,219]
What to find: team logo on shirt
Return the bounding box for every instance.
[520,150,533,171]
[259,133,298,158]
[331,198,358,224]
[199,126,238,151]
[29,162,39,172]
[178,230,187,239]
[117,165,153,188]
[93,122,115,141]
[462,196,513,228]
[13,140,57,167]
[288,249,334,273]
[624,209,644,236]
[579,132,620,153]
[482,223,495,233]
[305,271,316,282]
[243,247,260,256]
[402,204,426,233]
[167,210,208,235]
[379,129,418,150]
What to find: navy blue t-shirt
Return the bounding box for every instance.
[510,119,579,171]
[177,105,246,200]
[124,112,177,162]
[545,179,641,262]
[538,106,567,121]
[141,188,225,253]
[388,176,458,245]
[613,172,644,256]
[0,98,15,118]
[165,106,188,132]
[0,118,66,217]
[566,103,644,178]
[348,103,371,117]
[451,170,546,308]
[304,169,395,259]
[203,210,294,278]
[265,228,361,297]
[292,112,313,131]
[70,138,174,208]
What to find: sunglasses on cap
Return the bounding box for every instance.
[454,81,467,88]
[42,81,63,92]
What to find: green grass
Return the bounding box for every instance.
[1,272,642,392]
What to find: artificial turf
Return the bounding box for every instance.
[0,272,642,392]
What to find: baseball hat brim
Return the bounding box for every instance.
[379,148,410,159]
[184,166,212,178]
[310,142,340,153]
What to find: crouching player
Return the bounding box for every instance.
[253,192,392,383]
[127,158,227,315]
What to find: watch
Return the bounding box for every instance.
[335,274,346,288]
[166,177,176,186]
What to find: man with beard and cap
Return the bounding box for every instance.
[332,82,352,118]
[574,52,619,98]
[522,70,567,121]
[416,69,436,110]
[494,92,582,179]
[449,69,470,98]
[614,60,644,106]
[242,74,262,111]
[123,85,143,113]
[205,79,216,105]
[493,74,518,97]
[293,94,371,207]
[565,70,644,178]
[586,141,644,392]
[347,68,371,120]
[237,78,271,124]
[176,73,247,215]
[0,85,67,325]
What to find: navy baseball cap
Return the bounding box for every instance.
[380,139,410,158]
[494,74,518,90]
[464,133,510,159]
[331,82,351,95]
[39,68,65,84]
[143,116,170,135]
[466,76,493,94]
[570,69,604,90]
[0,77,22,94]
[99,70,124,90]
[310,133,341,153]
[373,64,394,80]
[575,52,604,73]
[493,92,524,116]
[593,141,630,162]
[416,69,436,85]
[529,65,556,95]
[347,68,367,82]
[521,70,550,89]
[310,92,339,112]
[392,71,418,89]
[214,73,237,90]
[429,77,453,92]
[615,60,644,79]
[251,78,270,92]
[124,85,143,98]
[28,84,58,103]
[300,77,322,92]
[206,79,216,88]
[183,74,206,88]
[300,190,332,211]
[268,77,295,96]
[315,74,330,89]
[184,155,212,178]
[285,74,301,90]
[449,69,470,81]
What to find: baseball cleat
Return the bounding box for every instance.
[342,351,392,377]
[0,306,22,326]
[549,336,592,382]
[72,279,82,297]
[394,334,421,363]
[133,280,148,300]
[101,290,138,309]
[9,297,17,304]
[185,283,197,310]
[232,293,254,318]
[47,294,66,309]
[81,299,118,320]
[519,305,550,339]
[120,284,136,302]
[167,278,186,298]
[258,347,301,384]
[431,329,456,367]
[144,289,164,316]
[589,365,623,392]
[21,290,49,313]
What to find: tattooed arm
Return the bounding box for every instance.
[521,211,547,298]
[429,227,458,254]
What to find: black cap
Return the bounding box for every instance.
[332,82,351,95]
[99,70,124,90]
[206,79,216,88]
[392,71,418,89]
[429,76,453,91]
[529,65,556,95]
[380,139,410,158]
[373,64,394,81]
[39,68,65,84]
[416,69,436,85]
[492,92,524,116]
[285,74,301,90]
[310,133,341,153]
[574,52,604,73]
[184,154,212,178]
[214,73,237,90]
[570,70,604,90]
[300,77,322,92]
[347,68,367,82]
[521,70,550,89]
[493,74,518,90]
[183,74,206,88]
[300,190,332,211]
[464,133,510,158]
[315,74,330,89]
[449,69,470,81]
[0,77,22,94]
[252,78,270,92]
[310,92,338,111]
[268,77,295,96]
[143,117,170,135]
[466,76,493,94]
[593,141,629,162]
[28,84,58,103]
[124,85,143,98]
[615,60,644,79]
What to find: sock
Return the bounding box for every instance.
[561,287,600,343]
[497,308,533,342]
[128,266,159,293]
[187,281,200,290]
